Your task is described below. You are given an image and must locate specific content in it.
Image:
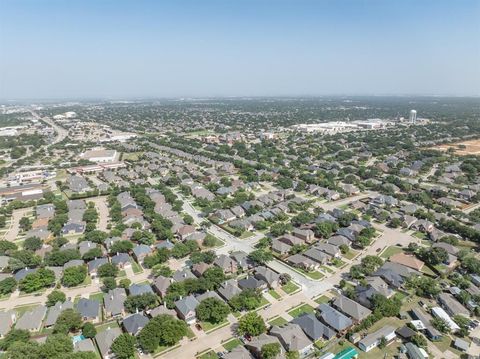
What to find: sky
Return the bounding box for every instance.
[0,0,479,99]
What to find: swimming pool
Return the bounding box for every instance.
[72,334,85,344]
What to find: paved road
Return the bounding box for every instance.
[2,207,32,241]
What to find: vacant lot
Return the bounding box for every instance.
[433,139,480,155]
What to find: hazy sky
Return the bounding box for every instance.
[1,0,479,99]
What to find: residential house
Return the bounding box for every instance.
[88,257,109,277]
[238,276,268,292]
[104,288,127,318]
[132,244,152,264]
[254,267,280,289]
[44,300,74,327]
[15,305,47,332]
[270,323,313,358]
[129,283,154,296]
[292,228,316,244]
[286,254,320,271]
[214,254,238,274]
[217,279,242,301]
[122,313,150,335]
[76,298,101,323]
[95,327,122,359]
[0,311,16,338]
[291,313,336,341]
[152,276,172,298]
[358,326,396,352]
[315,243,341,258]
[174,295,200,324]
[271,239,292,256]
[438,293,469,317]
[245,334,285,358]
[317,304,353,332]
[389,253,424,271]
[332,295,372,322]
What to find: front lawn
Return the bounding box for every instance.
[314,295,330,305]
[268,289,281,300]
[288,303,315,318]
[131,261,143,274]
[222,338,242,352]
[380,246,404,259]
[282,281,300,294]
[198,351,218,359]
[268,316,288,326]
[202,319,229,333]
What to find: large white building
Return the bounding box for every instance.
[409,110,417,124]
[80,149,117,163]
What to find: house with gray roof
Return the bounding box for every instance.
[88,257,109,277]
[44,300,74,327]
[132,244,152,263]
[111,253,132,268]
[14,267,37,281]
[122,313,150,335]
[270,323,313,357]
[315,243,341,258]
[63,259,85,270]
[254,267,280,288]
[245,333,285,358]
[217,279,242,301]
[36,204,55,219]
[317,303,353,332]
[95,326,122,359]
[129,283,154,296]
[303,248,329,265]
[76,298,100,323]
[214,254,238,274]
[0,311,16,338]
[224,346,254,359]
[438,292,469,317]
[291,313,336,341]
[15,305,47,332]
[78,241,97,256]
[104,288,127,318]
[332,295,372,322]
[271,239,292,256]
[74,338,96,353]
[173,268,196,282]
[174,295,199,324]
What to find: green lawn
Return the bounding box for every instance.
[268,289,281,300]
[131,261,143,274]
[14,304,39,317]
[413,231,426,239]
[380,246,404,259]
[314,295,330,305]
[185,327,196,339]
[202,319,229,333]
[222,338,242,352]
[343,249,359,260]
[198,351,218,359]
[297,268,324,280]
[256,296,270,309]
[287,303,315,318]
[268,316,288,326]
[282,281,300,294]
[89,292,103,303]
[95,320,120,333]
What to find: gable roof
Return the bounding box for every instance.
[291,313,336,340]
[332,295,372,321]
[317,303,353,332]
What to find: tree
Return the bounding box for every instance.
[261,342,282,359]
[82,322,97,339]
[46,249,81,266]
[119,278,132,289]
[82,247,103,261]
[124,293,158,313]
[84,230,108,244]
[62,266,87,287]
[229,289,263,311]
[202,267,226,290]
[23,237,42,251]
[411,333,427,348]
[431,317,450,333]
[202,234,217,247]
[0,329,30,351]
[19,268,56,293]
[0,277,17,295]
[97,263,119,278]
[111,333,136,359]
[46,290,66,307]
[314,221,336,238]
[109,240,134,254]
[286,351,299,359]
[0,240,17,255]
[248,249,273,265]
[103,277,117,291]
[6,341,41,359]
[53,309,83,334]
[196,298,230,324]
[19,217,32,232]
[237,312,266,337]
[41,333,73,359]
[419,247,448,266]
[138,315,188,352]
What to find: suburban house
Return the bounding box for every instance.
[358,326,396,352]
[291,313,336,341]
[270,323,314,358]
[104,288,127,318]
[174,295,200,324]
[332,295,372,322]
[76,298,101,323]
[95,327,122,359]
[317,304,353,333]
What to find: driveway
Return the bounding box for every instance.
[88,196,109,231]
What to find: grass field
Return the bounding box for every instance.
[268,316,288,326]
[314,295,331,305]
[202,319,229,333]
[343,249,359,260]
[222,338,242,352]
[288,303,315,318]
[380,246,404,259]
[198,351,218,359]
[282,281,300,294]
[268,289,281,300]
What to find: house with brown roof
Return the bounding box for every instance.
[389,253,424,271]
